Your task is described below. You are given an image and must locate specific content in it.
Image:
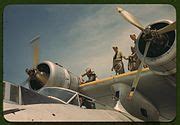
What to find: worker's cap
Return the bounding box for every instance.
[112,46,118,49]
[130,34,136,40]
[85,68,91,72]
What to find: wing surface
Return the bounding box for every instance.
[79,68,176,121]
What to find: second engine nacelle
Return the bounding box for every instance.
[136,20,176,75]
[28,61,80,91]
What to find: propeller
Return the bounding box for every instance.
[24,68,48,87]
[30,35,40,68]
[20,35,40,87]
[117,7,176,35]
[128,41,151,99]
[116,6,176,99]
[116,6,149,99]
[116,7,145,31]
[157,21,176,34]
[35,69,48,84]
[27,35,49,88]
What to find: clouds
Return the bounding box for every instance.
[57,5,135,77]
[56,4,176,78]
[4,4,176,83]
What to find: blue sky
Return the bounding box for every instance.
[3,4,176,84]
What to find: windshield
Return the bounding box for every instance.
[39,87,75,103]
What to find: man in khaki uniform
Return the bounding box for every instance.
[111,46,126,75]
[123,46,141,71]
[81,68,97,83]
[130,34,141,56]
[129,34,148,70]
[124,54,137,71]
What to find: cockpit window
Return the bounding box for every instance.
[79,96,96,109]
[3,83,19,104]
[39,88,75,103]
[38,87,113,110]
[69,95,79,106]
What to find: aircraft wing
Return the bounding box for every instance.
[79,68,176,121]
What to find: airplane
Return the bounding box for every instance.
[3,6,176,122]
[3,81,141,122]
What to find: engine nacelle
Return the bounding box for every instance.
[136,20,176,75]
[28,61,80,91]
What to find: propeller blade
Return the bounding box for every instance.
[35,70,48,84]
[157,21,176,34]
[116,7,145,31]
[30,35,40,67]
[128,41,151,99]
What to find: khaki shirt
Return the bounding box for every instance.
[113,51,123,67]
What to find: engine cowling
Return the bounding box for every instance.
[28,61,80,91]
[136,20,176,75]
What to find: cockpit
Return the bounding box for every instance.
[3,81,112,110]
[38,87,112,110]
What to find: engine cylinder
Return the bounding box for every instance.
[136,20,176,75]
[29,61,80,91]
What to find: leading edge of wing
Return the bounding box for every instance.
[79,68,150,88]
